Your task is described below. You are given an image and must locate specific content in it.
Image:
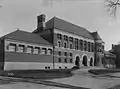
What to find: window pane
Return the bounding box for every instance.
[64,42,67,48]
[34,47,40,54]
[57,41,61,47]
[70,53,73,57]
[58,58,61,62]
[70,59,73,63]
[58,51,61,56]
[8,43,16,52]
[27,46,33,53]
[18,45,25,52]
[41,48,47,54]
[64,58,67,63]
[64,52,67,56]
[80,40,83,51]
[70,43,73,49]
[47,49,52,55]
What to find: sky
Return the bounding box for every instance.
[0,0,120,50]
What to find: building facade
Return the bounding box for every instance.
[0,14,105,70]
[109,44,120,68]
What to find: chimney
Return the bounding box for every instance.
[112,44,114,49]
[37,14,46,30]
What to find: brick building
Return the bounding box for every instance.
[0,14,105,70]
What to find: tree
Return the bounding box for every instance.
[106,0,120,17]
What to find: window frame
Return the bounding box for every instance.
[47,48,52,55]
[33,47,40,54]
[41,48,47,55]
[27,46,33,54]
[18,44,25,53]
[8,43,16,52]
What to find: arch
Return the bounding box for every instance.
[82,55,88,66]
[75,56,80,67]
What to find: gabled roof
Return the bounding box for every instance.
[91,31,102,40]
[46,17,94,40]
[3,30,52,46]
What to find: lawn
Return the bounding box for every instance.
[88,68,120,75]
[0,69,75,80]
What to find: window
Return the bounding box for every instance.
[69,37,73,42]
[8,43,16,52]
[27,46,33,53]
[70,53,73,57]
[70,43,73,49]
[86,42,88,51]
[64,42,67,48]
[47,49,52,55]
[48,67,50,69]
[59,67,61,69]
[91,43,94,52]
[64,35,68,41]
[41,48,47,54]
[80,40,83,51]
[102,45,104,50]
[64,58,67,63]
[75,38,79,50]
[57,41,61,47]
[57,33,62,40]
[64,52,67,56]
[65,67,67,69]
[18,44,25,52]
[45,67,47,69]
[88,42,90,52]
[58,58,61,62]
[34,47,40,54]
[70,59,73,63]
[58,51,61,56]
[84,41,87,51]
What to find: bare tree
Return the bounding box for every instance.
[106,0,120,17]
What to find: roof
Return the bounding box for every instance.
[91,31,102,40]
[3,30,52,46]
[104,51,116,58]
[46,17,94,39]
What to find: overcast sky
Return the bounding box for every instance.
[0,0,120,50]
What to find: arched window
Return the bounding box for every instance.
[57,41,61,47]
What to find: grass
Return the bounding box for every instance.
[0,69,75,80]
[88,68,120,75]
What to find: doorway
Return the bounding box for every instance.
[82,56,87,66]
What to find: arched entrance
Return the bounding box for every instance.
[75,56,80,67]
[82,56,87,66]
[90,57,93,66]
